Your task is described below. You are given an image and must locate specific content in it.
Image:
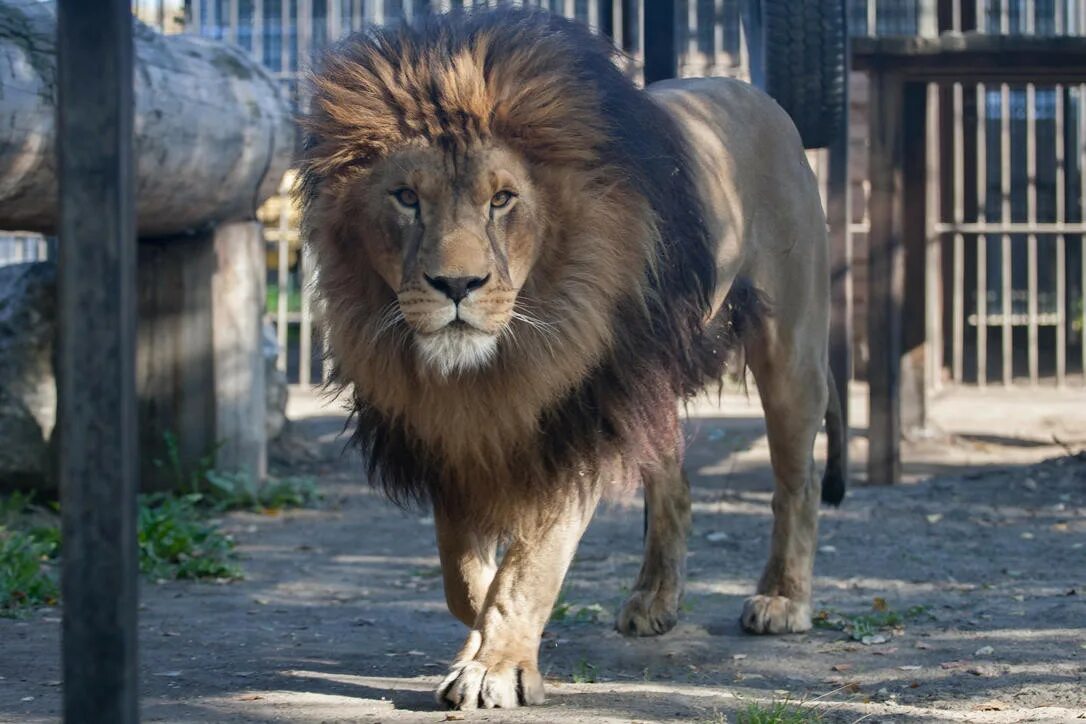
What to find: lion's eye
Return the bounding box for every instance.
[391,188,419,209]
[490,190,515,209]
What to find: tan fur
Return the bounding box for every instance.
[301,10,836,710]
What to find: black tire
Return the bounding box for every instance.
[749,0,847,149]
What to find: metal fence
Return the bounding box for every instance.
[171,0,1086,389]
[0,234,50,266]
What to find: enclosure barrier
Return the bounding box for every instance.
[0,0,294,490]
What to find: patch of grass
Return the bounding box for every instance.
[737,697,822,724]
[0,525,59,616]
[571,658,598,684]
[550,588,605,624]
[813,599,933,641]
[203,471,320,512]
[138,493,240,581]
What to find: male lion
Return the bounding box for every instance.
[299,7,846,710]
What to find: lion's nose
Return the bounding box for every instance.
[424,274,490,303]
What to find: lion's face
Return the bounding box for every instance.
[355,144,540,376]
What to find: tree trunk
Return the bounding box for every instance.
[0,0,294,237]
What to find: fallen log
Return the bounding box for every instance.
[0,0,293,237]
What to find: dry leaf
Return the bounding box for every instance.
[831,663,853,672]
[872,596,888,612]
[238,695,263,701]
[444,715,466,721]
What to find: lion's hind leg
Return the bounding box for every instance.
[616,455,691,637]
[740,323,828,634]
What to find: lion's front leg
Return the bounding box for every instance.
[435,510,498,627]
[436,491,600,710]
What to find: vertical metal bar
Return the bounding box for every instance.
[711,0,723,72]
[352,0,362,29]
[328,0,342,40]
[1025,0,1034,34]
[644,0,677,83]
[1000,82,1012,386]
[299,0,312,71]
[953,82,965,384]
[1080,84,1086,384]
[276,182,290,373]
[1026,83,1039,385]
[588,0,599,32]
[192,0,203,33]
[999,0,1008,32]
[977,82,988,386]
[56,0,138,721]
[867,0,876,35]
[685,0,697,75]
[563,0,574,19]
[228,0,239,42]
[253,0,264,63]
[612,0,624,49]
[281,0,291,73]
[1056,85,1066,386]
[209,0,220,37]
[299,246,314,385]
[367,0,384,26]
[403,0,414,22]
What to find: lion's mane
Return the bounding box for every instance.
[299,8,761,531]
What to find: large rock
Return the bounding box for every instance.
[0,262,55,489]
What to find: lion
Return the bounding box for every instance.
[298,7,846,710]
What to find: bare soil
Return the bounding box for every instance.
[2,387,1085,723]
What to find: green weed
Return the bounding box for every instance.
[138,493,240,581]
[813,599,933,641]
[571,658,598,684]
[737,697,822,724]
[0,525,59,615]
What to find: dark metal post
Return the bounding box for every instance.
[643,0,677,84]
[57,0,139,721]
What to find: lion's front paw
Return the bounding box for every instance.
[616,588,679,637]
[436,659,544,710]
[740,594,811,634]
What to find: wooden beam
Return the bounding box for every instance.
[643,0,677,84]
[212,222,268,482]
[56,0,138,721]
[866,71,905,486]
[901,81,929,432]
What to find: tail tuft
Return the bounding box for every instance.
[821,368,847,506]
[820,464,846,506]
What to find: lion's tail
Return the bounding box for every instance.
[820,367,848,506]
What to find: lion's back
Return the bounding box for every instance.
[647,76,827,315]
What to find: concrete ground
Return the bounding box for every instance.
[2,383,1085,723]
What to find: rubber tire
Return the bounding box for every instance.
[757,0,847,149]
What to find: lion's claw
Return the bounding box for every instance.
[437,660,544,710]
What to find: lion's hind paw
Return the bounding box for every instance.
[740,594,811,634]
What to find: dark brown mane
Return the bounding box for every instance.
[299,7,761,526]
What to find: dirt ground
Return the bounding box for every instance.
[3,384,1085,723]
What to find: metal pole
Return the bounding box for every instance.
[643,0,677,84]
[56,0,138,721]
